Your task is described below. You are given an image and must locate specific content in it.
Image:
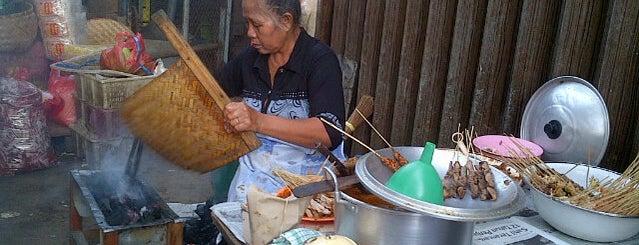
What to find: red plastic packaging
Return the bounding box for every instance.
[99,32,155,75]
[46,69,76,126]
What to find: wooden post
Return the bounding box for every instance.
[329,0,349,55]
[593,0,639,172]
[315,0,334,45]
[391,0,429,145]
[468,0,520,135]
[551,1,604,78]
[412,0,457,145]
[438,0,488,147]
[168,221,185,245]
[102,231,118,245]
[371,0,408,149]
[69,178,82,232]
[502,0,561,135]
[351,0,385,155]
[342,0,366,115]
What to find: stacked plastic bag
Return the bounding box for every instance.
[33,0,87,60]
[0,78,55,176]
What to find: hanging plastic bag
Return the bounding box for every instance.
[99,32,155,75]
[46,69,76,126]
[43,91,62,120]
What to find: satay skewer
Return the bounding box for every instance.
[355,109,409,166]
[320,117,401,171]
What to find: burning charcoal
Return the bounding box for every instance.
[139,204,163,223]
[127,209,140,223]
[103,199,134,226]
[98,197,113,213]
[90,175,167,226]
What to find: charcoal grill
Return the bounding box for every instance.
[70,170,184,244]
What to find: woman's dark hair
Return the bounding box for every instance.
[266,0,301,25]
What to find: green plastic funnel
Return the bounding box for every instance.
[386,142,444,205]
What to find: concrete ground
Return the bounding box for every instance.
[0,135,215,244]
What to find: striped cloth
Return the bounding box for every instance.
[270,228,323,245]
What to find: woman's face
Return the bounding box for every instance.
[242,0,288,54]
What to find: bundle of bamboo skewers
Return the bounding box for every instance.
[569,153,639,215]
[497,137,639,216]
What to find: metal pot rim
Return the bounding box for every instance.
[337,191,426,217]
[354,147,527,222]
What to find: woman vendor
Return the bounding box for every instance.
[215,0,345,202]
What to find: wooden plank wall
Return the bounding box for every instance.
[321,0,639,172]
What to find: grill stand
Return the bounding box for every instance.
[69,170,184,245]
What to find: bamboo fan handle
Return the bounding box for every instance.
[151,10,229,105]
[151,10,261,149]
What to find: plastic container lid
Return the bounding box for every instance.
[520,76,609,166]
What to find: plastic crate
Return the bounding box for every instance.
[74,96,131,139]
[74,95,126,140]
[70,123,134,169]
[74,94,85,126]
[85,99,131,139]
[51,51,158,109]
[76,70,156,109]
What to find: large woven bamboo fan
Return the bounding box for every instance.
[122,10,261,173]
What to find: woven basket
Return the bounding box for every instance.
[0,1,37,52]
[87,18,133,45]
[53,16,119,59]
[122,59,261,173]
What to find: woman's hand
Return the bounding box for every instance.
[224,102,332,149]
[224,102,261,133]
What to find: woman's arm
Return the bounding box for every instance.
[224,102,332,148]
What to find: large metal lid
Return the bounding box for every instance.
[354,147,526,222]
[520,76,610,166]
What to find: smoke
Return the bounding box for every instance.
[90,135,140,200]
[80,135,168,226]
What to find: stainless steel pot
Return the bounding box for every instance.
[334,190,474,244]
[328,147,526,245]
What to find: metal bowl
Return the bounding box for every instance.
[526,163,639,242]
[355,147,526,222]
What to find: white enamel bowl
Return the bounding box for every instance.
[526,163,639,242]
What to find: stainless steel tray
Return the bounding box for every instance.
[355,147,526,222]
